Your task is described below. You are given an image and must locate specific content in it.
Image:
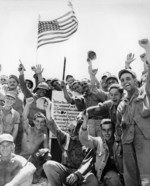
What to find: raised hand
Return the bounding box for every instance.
[138,38,150,50]
[26,97,34,105]
[43,98,51,110]
[140,53,149,73]
[76,111,83,121]
[18,60,26,72]
[31,66,36,73]
[88,51,96,61]
[35,64,44,74]
[125,53,136,69]
[140,53,146,62]
[81,109,88,121]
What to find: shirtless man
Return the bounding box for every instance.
[20,97,48,159]
[0,133,36,186]
[20,97,49,183]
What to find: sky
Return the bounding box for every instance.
[0,0,150,83]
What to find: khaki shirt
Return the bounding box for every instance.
[116,66,150,144]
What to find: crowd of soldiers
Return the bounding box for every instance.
[0,38,150,186]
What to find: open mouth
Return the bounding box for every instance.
[125,84,130,88]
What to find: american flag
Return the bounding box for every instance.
[37,11,78,48]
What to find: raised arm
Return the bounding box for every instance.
[32,64,44,93]
[125,53,136,69]
[43,99,66,142]
[35,64,44,84]
[18,62,33,98]
[87,59,100,89]
[12,124,19,141]
[139,38,150,95]
[22,97,34,132]
[10,109,20,141]
[61,80,74,104]
[86,100,111,119]
[79,111,97,149]
[140,53,148,75]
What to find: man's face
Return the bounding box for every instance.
[107,79,118,88]
[0,141,14,157]
[36,88,47,97]
[109,88,121,106]
[8,78,18,90]
[66,77,75,87]
[68,123,77,140]
[101,123,113,141]
[46,80,53,89]
[101,76,107,89]
[120,73,136,92]
[33,117,46,131]
[81,81,90,93]
[52,81,62,91]
[4,96,16,107]
[72,82,83,94]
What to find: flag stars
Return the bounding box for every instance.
[38,21,59,34]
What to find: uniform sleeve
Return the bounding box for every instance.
[46,119,66,146]
[79,128,99,149]
[115,102,124,142]
[94,88,108,102]
[19,74,33,98]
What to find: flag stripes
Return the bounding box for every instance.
[37,11,78,48]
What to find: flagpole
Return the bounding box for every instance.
[62,57,66,80]
[67,0,74,11]
[35,14,41,65]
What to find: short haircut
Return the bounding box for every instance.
[100,118,114,127]
[9,75,19,84]
[50,78,59,86]
[65,75,74,81]
[33,112,46,122]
